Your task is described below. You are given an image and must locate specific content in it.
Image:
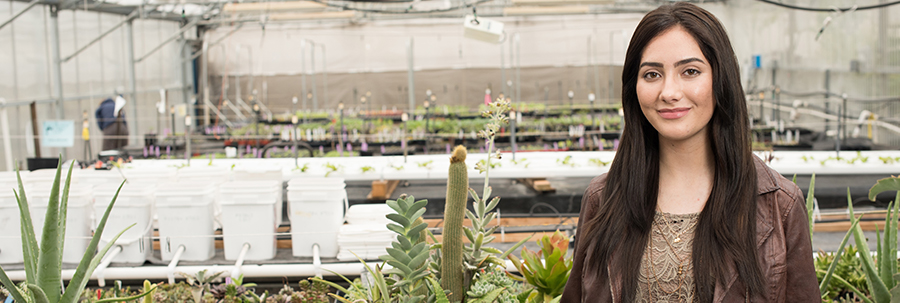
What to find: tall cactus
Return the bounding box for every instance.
[442,145,468,302]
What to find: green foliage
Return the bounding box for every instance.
[464,98,532,300]
[0,159,134,303]
[380,194,433,302]
[817,176,900,303]
[816,245,869,300]
[323,162,344,177]
[466,267,529,303]
[507,231,572,303]
[362,166,376,173]
[587,158,610,167]
[417,160,434,170]
[264,279,330,303]
[177,270,227,303]
[556,156,577,167]
[293,163,310,172]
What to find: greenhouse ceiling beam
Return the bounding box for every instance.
[62,10,139,63]
[135,18,198,63]
[0,0,41,31]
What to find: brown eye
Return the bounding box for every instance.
[684,69,701,77]
[643,71,661,80]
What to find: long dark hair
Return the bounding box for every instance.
[580,2,762,302]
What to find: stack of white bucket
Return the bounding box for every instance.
[93,183,155,265]
[337,203,395,261]
[27,175,94,264]
[219,180,281,260]
[287,178,348,258]
[152,166,231,261]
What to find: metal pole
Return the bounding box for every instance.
[320,44,327,111]
[593,32,600,105]
[126,19,138,145]
[1,99,13,170]
[0,0,39,31]
[49,5,66,158]
[515,33,520,103]
[824,69,830,133]
[201,39,210,127]
[511,112,517,161]
[500,41,505,97]
[407,37,415,113]
[181,37,193,162]
[310,41,318,111]
[301,40,308,114]
[771,60,778,123]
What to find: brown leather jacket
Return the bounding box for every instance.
[560,156,819,302]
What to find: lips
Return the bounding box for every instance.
[658,107,690,119]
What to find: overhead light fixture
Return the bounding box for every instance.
[503,5,590,16]
[223,1,327,14]
[463,14,504,44]
[268,11,356,21]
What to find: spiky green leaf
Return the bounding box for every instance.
[37,160,65,303]
[820,218,859,294]
[94,285,158,302]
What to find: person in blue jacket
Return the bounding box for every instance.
[95,95,129,151]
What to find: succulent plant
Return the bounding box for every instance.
[508,230,573,303]
[442,146,468,302]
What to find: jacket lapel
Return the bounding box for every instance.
[713,157,779,302]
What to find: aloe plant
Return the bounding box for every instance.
[0,160,144,303]
[508,231,572,303]
[817,176,900,302]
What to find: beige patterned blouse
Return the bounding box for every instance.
[636,211,700,303]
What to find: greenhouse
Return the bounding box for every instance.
[1,0,900,301]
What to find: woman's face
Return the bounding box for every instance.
[636,25,715,145]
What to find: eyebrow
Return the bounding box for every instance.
[639,57,706,68]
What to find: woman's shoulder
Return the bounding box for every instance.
[753,155,806,221]
[581,174,608,216]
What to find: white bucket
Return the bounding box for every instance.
[232,166,285,226]
[121,168,177,185]
[176,166,232,184]
[287,178,348,258]
[93,183,154,265]
[29,186,93,264]
[219,180,280,261]
[155,182,217,261]
[0,186,23,264]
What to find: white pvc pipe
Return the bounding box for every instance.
[231,243,250,279]
[0,98,13,171]
[167,245,186,284]
[93,246,123,287]
[2,261,519,283]
[312,244,322,278]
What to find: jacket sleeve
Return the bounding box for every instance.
[561,179,602,303]
[781,184,820,302]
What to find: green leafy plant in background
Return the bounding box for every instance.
[209,274,260,303]
[556,156,577,167]
[817,176,900,303]
[508,231,573,303]
[587,158,610,167]
[323,162,344,177]
[816,245,868,301]
[362,166,376,173]
[293,163,310,173]
[0,160,147,303]
[417,160,434,170]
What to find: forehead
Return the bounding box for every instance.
[640,25,706,64]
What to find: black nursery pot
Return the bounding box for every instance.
[27,158,59,171]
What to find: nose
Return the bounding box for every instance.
[659,75,683,103]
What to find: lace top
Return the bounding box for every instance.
[636,211,700,302]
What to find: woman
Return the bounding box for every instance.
[560,2,818,302]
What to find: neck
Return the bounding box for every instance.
[656,133,715,214]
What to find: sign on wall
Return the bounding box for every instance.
[42,120,75,147]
